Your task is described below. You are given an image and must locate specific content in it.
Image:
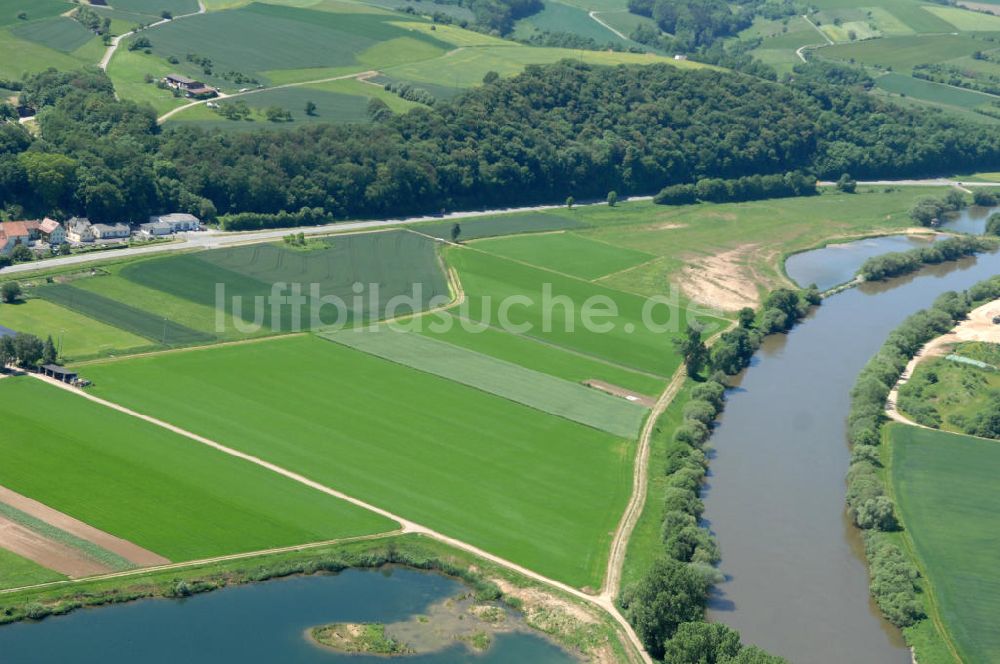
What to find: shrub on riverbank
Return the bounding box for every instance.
[846,274,1000,631]
[653,171,817,206]
[858,236,996,282]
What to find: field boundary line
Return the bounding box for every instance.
[29,373,652,663]
[592,255,666,286]
[0,531,402,596]
[589,11,629,40]
[70,333,309,367]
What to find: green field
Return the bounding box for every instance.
[447,247,718,377]
[0,298,150,360]
[924,4,1000,30]
[0,548,65,591]
[138,2,449,86]
[473,232,654,280]
[514,0,627,46]
[33,230,449,345]
[418,312,665,395]
[323,326,648,436]
[10,16,95,53]
[890,424,1000,664]
[418,212,587,240]
[875,72,999,109]
[82,334,634,588]
[36,284,216,347]
[0,0,71,27]
[111,0,200,14]
[0,377,395,562]
[821,33,987,71]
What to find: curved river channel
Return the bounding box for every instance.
[705,232,1000,661]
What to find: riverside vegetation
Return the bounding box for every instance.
[845,274,1000,641]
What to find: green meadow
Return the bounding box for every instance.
[0,549,66,591]
[417,312,666,395]
[875,72,999,109]
[448,246,718,377]
[82,334,635,588]
[323,326,648,436]
[821,33,988,72]
[0,377,395,562]
[890,424,1000,664]
[0,298,150,360]
[418,212,587,240]
[473,232,655,281]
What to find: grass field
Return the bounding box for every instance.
[323,326,648,436]
[0,22,103,78]
[447,247,718,377]
[82,334,635,588]
[10,16,95,53]
[0,377,395,561]
[0,298,150,360]
[821,33,987,71]
[889,424,1000,664]
[473,232,654,280]
[111,0,200,14]
[924,4,1000,30]
[0,548,65,591]
[0,0,71,27]
[417,313,666,395]
[875,72,999,109]
[34,230,448,345]
[514,0,627,46]
[418,212,587,240]
[36,283,216,347]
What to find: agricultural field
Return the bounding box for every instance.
[0,549,65,590]
[80,334,635,588]
[874,72,1000,109]
[513,0,628,46]
[0,298,150,361]
[0,377,395,567]
[472,232,655,281]
[897,341,1000,435]
[447,246,723,377]
[25,230,448,352]
[323,326,649,436]
[889,424,1000,664]
[416,314,666,395]
[418,212,587,240]
[0,4,103,79]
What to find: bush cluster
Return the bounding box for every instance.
[383,81,436,106]
[858,235,996,282]
[218,206,329,231]
[846,274,1000,626]
[654,171,816,206]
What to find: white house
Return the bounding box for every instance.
[138,221,173,237]
[38,218,66,245]
[91,223,131,240]
[148,213,201,232]
[66,217,95,243]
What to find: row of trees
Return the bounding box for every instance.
[908,191,967,227]
[6,62,1000,227]
[858,235,997,282]
[845,275,1000,626]
[0,333,57,370]
[653,171,816,206]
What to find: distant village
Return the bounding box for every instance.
[0,213,203,259]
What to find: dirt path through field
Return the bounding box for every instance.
[29,373,652,663]
[0,486,169,566]
[0,516,112,578]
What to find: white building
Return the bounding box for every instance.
[148,213,201,232]
[138,221,173,237]
[66,217,95,243]
[91,223,131,240]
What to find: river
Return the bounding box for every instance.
[0,568,577,663]
[705,244,1000,662]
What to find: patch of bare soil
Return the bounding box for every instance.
[0,516,112,578]
[677,246,762,311]
[583,380,656,407]
[0,485,169,566]
[920,298,1000,361]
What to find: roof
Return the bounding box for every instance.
[150,213,199,224]
[165,74,198,85]
[1,221,31,238]
[39,218,61,233]
[92,223,130,231]
[186,86,216,96]
[41,364,76,375]
[140,221,172,230]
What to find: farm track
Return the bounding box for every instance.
[28,372,653,663]
[99,0,207,72]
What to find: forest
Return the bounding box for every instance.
[3,62,1000,228]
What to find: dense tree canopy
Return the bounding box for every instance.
[4,63,1000,227]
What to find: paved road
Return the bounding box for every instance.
[0,197,650,275]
